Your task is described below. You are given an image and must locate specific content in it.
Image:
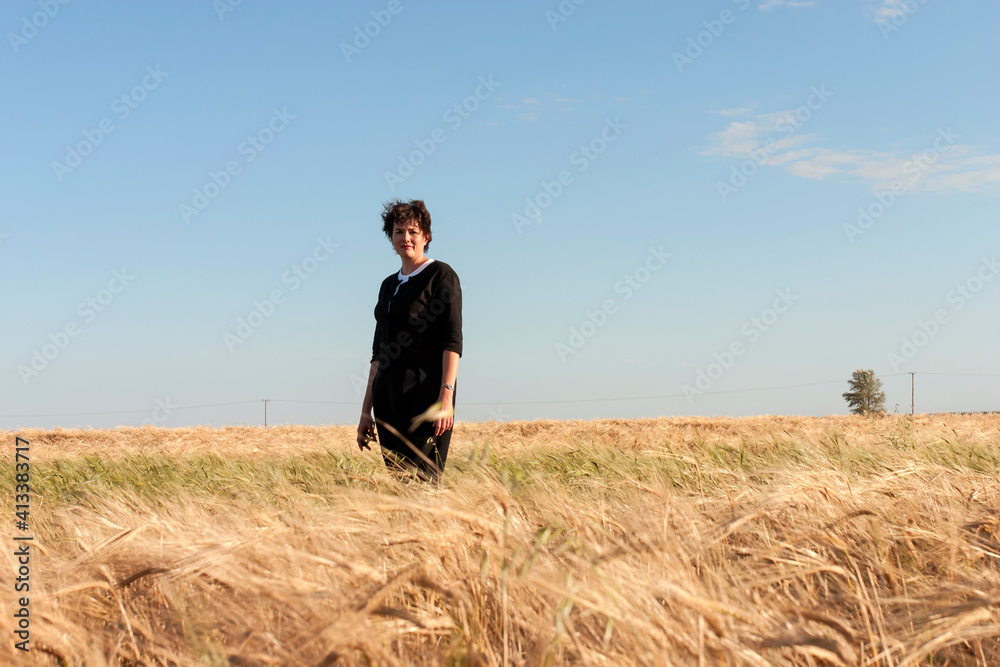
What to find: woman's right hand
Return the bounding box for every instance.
[357,415,377,451]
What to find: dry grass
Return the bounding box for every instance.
[2,414,999,666]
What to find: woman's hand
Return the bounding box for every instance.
[357,415,377,451]
[433,394,454,436]
[436,350,459,437]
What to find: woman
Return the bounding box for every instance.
[357,199,462,483]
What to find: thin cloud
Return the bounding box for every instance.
[709,104,757,117]
[702,121,763,156]
[700,111,815,158]
[702,110,1000,194]
[870,0,909,20]
[500,93,579,122]
[758,0,816,10]
[788,146,1000,193]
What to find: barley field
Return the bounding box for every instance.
[2,414,999,666]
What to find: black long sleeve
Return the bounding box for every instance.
[370,318,383,365]
[370,261,462,370]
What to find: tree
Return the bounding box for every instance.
[842,369,886,415]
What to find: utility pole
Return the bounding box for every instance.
[910,373,914,416]
[263,399,270,427]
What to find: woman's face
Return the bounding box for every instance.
[392,220,428,260]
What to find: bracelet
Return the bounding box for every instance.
[441,384,454,390]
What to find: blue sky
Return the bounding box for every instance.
[2,0,998,429]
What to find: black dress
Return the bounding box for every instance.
[370,259,462,480]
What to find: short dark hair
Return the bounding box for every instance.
[381,199,432,251]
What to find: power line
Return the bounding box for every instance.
[269,399,357,405]
[262,379,874,407]
[463,378,873,405]
[0,371,992,420]
[912,372,1000,378]
[0,400,259,419]
[265,374,927,407]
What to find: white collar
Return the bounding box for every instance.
[398,258,435,280]
[392,258,435,299]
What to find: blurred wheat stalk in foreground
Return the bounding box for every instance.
[2,414,999,666]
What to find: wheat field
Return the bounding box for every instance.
[2,414,999,666]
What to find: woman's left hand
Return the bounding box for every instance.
[433,395,454,436]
